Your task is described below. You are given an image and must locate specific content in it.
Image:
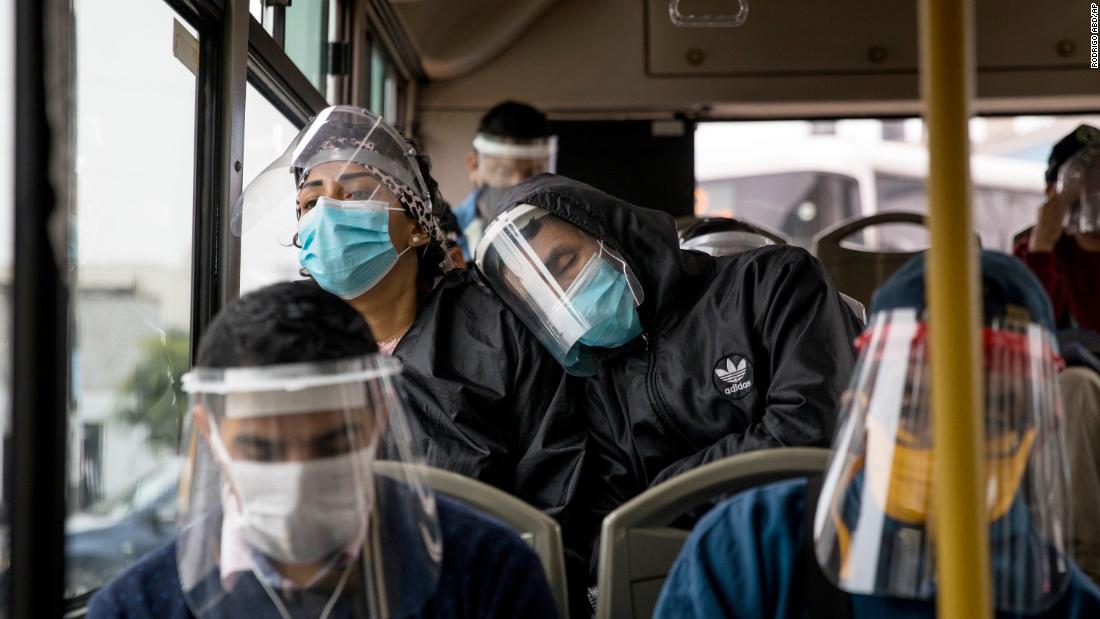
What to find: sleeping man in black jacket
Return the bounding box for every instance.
[473,174,862,579]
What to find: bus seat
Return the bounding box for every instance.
[677,216,790,247]
[840,292,867,325]
[373,461,570,619]
[812,212,928,308]
[595,448,831,619]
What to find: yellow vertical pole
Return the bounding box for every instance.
[919,0,991,617]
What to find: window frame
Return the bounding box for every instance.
[12,0,407,614]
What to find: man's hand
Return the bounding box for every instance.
[1029,194,1068,253]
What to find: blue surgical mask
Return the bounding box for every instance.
[298,196,408,299]
[569,253,642,350]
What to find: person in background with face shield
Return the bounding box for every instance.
[233,106,585,550]
[652,250,1100,619]
[86,282,558,619]
[1014,125,1100,333]
[475,176,860,584]
[454,101,555,260]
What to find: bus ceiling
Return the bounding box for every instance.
[383,0,1100,118]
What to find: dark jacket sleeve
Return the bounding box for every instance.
[503,310,587,523]
[651,252,857,484]
[394,275,584,513]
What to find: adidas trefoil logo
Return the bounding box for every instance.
[712,354,754,398]
[714,358,748,384]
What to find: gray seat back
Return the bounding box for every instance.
[595,448,831,619]
[812,211,927,309]
[374,462,570,619]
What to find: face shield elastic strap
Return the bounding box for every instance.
[853,323,1065,372]
[595,241,643,307]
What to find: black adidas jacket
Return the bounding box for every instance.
[298,272,586,524]
[487,175,862,562]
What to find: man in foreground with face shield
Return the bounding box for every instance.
[653,250,1100,618]
[1014,125,1100,333]
[475,176,860,584]
[454,101,555,260]
[87,282,557,619]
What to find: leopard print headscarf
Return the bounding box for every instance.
[293,135,447,249]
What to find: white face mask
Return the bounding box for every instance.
[213,435,376,565]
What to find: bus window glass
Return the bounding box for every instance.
[284,0,326,96]
[239,84,300,295]
[695,116,1100,253]
[696,172,860,249]
[66,0,196,598]
[0,0,13,606]
[370,42,388,117]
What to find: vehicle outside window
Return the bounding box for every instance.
[65,458,183,595]
[696,172,861,249]
[695,116,1096,253]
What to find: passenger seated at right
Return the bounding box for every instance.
[1063,366,1100,585]
[654,250,1100,618]
[87,282,557,619]
[1015,125,1100,332]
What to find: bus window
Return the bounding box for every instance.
[284,0,327,96]
[239,84,301,295]
[876,173,1043,251]
[370,42,400,124]
[65,0,197,598]
[696,116,1098,254]
[696,172,861,249]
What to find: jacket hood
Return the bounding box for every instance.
[490,174,712,331]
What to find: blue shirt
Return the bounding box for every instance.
[654,478,1100,619]
[453,190,480,261]
[87,495,558,619]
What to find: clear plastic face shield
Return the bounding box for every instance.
[233,106,451,293]
[178,356,442,618]
[813,309,1070,613]
[471,134,557,221]
[475,205,644,376]
[680,230,776,256]
[472,133,557,187]
[1056,143,1100,236]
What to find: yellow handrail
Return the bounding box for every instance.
[919,0,992,617]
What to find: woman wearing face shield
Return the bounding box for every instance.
[233,107,585,543]
[653,251,1100,619]
[86,282,558,619]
